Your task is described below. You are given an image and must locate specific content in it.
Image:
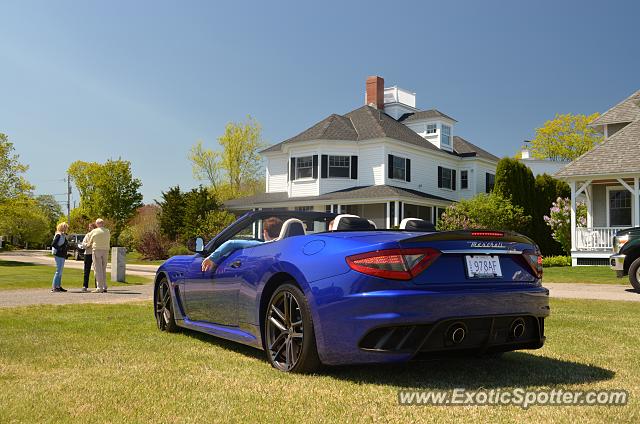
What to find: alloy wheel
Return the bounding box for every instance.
[155,280,172,330]
[266,290,304,371]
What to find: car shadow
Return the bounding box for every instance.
[321,352,615,389]
[624,288,639,294]
[180,329,614,388]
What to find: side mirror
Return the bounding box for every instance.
[195,237,204,253]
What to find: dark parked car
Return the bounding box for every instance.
[67,233,86,260]
[610,227,640,290]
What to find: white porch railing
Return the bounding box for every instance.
[575,227,622,251]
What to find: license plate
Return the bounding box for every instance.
[465,255,502,278]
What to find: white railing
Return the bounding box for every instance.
[575,227,622,251]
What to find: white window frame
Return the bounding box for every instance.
[606,186,634,227]
[460,169,469,190]
[295,156,314,180]
[441,167,454,190]
[441,125,451,146]
[328,155,351,179]
[426,123,437,134]
[392,155,407,181]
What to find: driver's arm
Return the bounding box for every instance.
[201,239,263,271]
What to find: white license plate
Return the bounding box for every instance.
[465,255,502,278]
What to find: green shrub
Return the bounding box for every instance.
[542,255,572,268]
[167,244,191,257]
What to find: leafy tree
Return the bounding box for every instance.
[527,113,603,161]
[436,193,531,232]
[494,158,536,233]
[0,198,49,248]
[544,197,587,254]
[0,133,34,201]
[182,186,221,241]
[157,186,186,241]
[68,159,143,243]
[189,116,265,200]
[533,174,570,255]
[35,194,65,241]
[196,209,236,240]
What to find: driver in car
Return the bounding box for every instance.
[201,217,283,272]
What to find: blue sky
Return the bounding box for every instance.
[1,0,638,205]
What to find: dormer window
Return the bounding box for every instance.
[426,123,437,134]
[441,125,451,147]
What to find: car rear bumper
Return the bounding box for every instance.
[311,284,550,365]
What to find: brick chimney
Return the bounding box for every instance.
[365,76,384,109]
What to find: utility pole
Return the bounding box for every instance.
[67,174,72,223]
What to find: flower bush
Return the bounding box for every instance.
[436,193,531,232]
[543,197,587,254]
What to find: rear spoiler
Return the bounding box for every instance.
[400,230,537,246]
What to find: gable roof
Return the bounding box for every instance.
[555,119,640,178]
[590,89,640,126]
[398,109,457,123]
[261,106,496,161]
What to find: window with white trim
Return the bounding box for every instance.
[609,190,632,227]
[295,156,313,179]
[426,123,437,134]
[460,170,469,189]
[441,125,451,146]
[393,156,406,180]
[328,155,350,178]
[441,167,453,190]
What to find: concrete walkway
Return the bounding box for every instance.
[0,284,154,308]
[545,282,640,302]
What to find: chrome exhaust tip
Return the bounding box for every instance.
[510,318,526,339]
[447,323,467,345]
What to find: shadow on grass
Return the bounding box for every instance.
[179,328,614,388]
[0,260,38,267]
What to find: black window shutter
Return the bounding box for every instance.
[437,166,443,188]
[312,155,318,179]
[452,169,456,190]
[290,157,296,181]
[406,159,411,182]
[321,155,328,178]
[388,154,394,179]
[350,156,358,179]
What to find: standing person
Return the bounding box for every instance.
[51,222,69,293]
[79,222,97,292]
[85,218,111,293]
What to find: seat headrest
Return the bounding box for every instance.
[333,214,376,231]
[277,218,306,240]
[399,218,436,232]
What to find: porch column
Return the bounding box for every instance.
[585,185,593,228]
[635,177,640,227]
[570,181,576,251]
[386,202,391,229]
[394,201,400,227]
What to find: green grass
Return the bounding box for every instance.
[125,250,165,266]
[543,266,627,285]
[0,298,638,422]
[0,259,152,290]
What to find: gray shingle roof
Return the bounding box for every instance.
[555,120,640,178]
[261,105,494,161]
[224,185,452,208]
[398,109,457,123]
[453,136,500,161]
[590,89,640,126]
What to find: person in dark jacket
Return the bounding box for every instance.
[51,222,69,292]
[79,222,97,292]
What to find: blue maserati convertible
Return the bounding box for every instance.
[154,211,549,373]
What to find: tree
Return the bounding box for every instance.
[544,197,587,254]
[527,113,603,161]
[181,186,221,241]
[35,194,65,242]
[189,116,265,200]
[0,133,33,201]
[436,193,531,232]
[68,159,143,243]
[494,158,536,233]
[533,174,570,255]
[157,186,186,241]
[0,198,49,248]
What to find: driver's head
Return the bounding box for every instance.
[263,217,283,241]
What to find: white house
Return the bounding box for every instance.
[225,76,500,228]
[556,89,640,265]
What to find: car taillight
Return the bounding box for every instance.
[346,248,441,281]
[523,250,543,279]
[471,231,504,237]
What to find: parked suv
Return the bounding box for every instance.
[610,227,640,290]
[67,233,86,261]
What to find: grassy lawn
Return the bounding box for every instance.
[0,298,637,422]
[0,259,152,290]
[125,250,166,266]
[543,266,626,285]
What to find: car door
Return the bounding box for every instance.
[183,250,244,326]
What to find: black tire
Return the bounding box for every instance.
[264,283,321,373]
[629,257,640,291]
[155,277,179,332]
